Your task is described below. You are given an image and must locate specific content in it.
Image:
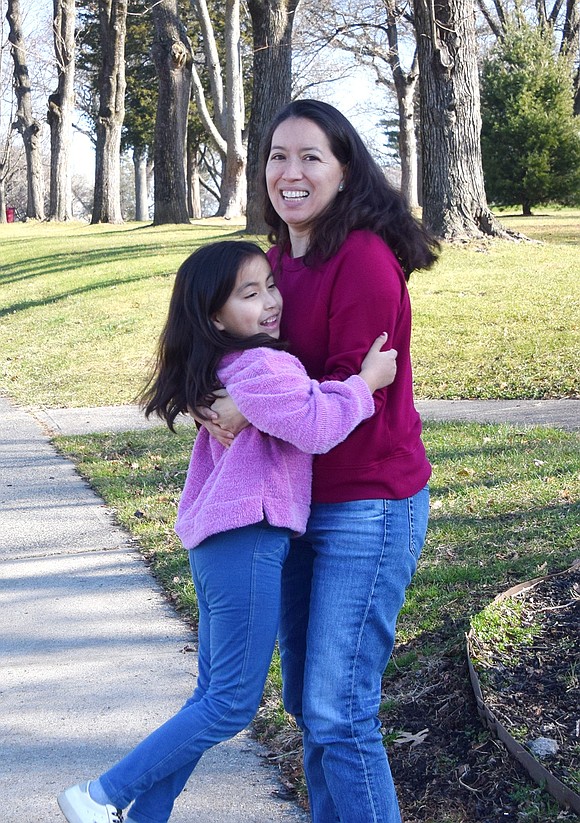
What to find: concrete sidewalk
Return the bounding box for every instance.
[0,396,309,823]
[31,397,579,436]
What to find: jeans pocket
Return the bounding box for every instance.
[409,485,430,562]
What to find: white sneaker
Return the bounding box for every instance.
[57,782,124,823]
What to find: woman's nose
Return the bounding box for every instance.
[282,156,302,180]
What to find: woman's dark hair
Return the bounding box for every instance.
[141,241,284,431]
[260,99,439,279]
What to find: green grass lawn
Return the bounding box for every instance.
[1,209,578,407]
[2,211,579,821]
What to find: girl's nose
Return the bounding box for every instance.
[264,290,280,310]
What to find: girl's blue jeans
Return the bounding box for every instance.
[279,489,430,823]
[99,521,290,823]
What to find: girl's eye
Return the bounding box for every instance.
[269,153,285,161]
[244,292,258,299]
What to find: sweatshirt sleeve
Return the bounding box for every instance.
[219,349,375,454]
[320,233,408,416]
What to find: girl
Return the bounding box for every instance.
[57,240,396,823]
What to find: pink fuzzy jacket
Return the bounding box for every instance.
[174,347,374,550]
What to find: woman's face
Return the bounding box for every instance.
[265,117,345,249]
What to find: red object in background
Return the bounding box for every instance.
[5,207,15,223]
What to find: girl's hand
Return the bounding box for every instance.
[359,333,398,394]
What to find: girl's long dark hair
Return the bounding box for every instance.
[260,99,439,279]
[141,241,284,431]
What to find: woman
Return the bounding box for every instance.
[212,99,439,823]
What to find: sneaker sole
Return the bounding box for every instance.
[57,790,84,823]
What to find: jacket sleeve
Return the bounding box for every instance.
[220,349,374,454]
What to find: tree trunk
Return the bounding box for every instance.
[0,178,7,224]
[91,0,127,224]
[186,143,202,219]
[398,86,419,210]
[385,8,420,209]
[413,0,512,239]
[48,0,75,221]
[151,0,192,225]
[217,0,247,218]
[7,0,45,220]
[133,147,149,221]
[246,0,300,234]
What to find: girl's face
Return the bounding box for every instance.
[212,255,282,339]
[265,117,345,251]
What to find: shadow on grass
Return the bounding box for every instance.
[0,227,249,290]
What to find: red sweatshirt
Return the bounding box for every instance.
[268,229,431,503]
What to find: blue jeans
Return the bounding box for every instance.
[99,521,290,823]
[279,489,429,823]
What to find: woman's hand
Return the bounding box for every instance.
[359,333,398,394]
[193,390,249,448]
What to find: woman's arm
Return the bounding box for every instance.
[219,339,395,455]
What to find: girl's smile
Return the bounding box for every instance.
[212,256,283,340]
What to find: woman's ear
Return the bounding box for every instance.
[211,313,225,331]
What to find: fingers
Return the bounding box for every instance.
[372,331,389,350]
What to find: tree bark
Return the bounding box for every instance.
[48,0,75,221]
[383,3,420,209]
[133,146,149,221]
[246,0,300,234]
[186,143,202,219]
[7,0,45,220]
[413,0,512,239]
[91,0,127,224]
[151,0,192,225]
[217,0,247,218]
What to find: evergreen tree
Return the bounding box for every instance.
[481,20,580,215]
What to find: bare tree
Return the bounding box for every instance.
[91,0,127,224]
[245,0,301,233]
[186,141,202,218]
[189,0,246,218]
[412,0,515,239]
[151,0,192,224]
[48,0,75,221]
[133,146,149,221]
[1,0,14,223]
[6,0,45,219]
[0,122,13,225]
[294,0,420,207]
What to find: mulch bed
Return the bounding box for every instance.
[259,565,580,821]
[467,565,580,814]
